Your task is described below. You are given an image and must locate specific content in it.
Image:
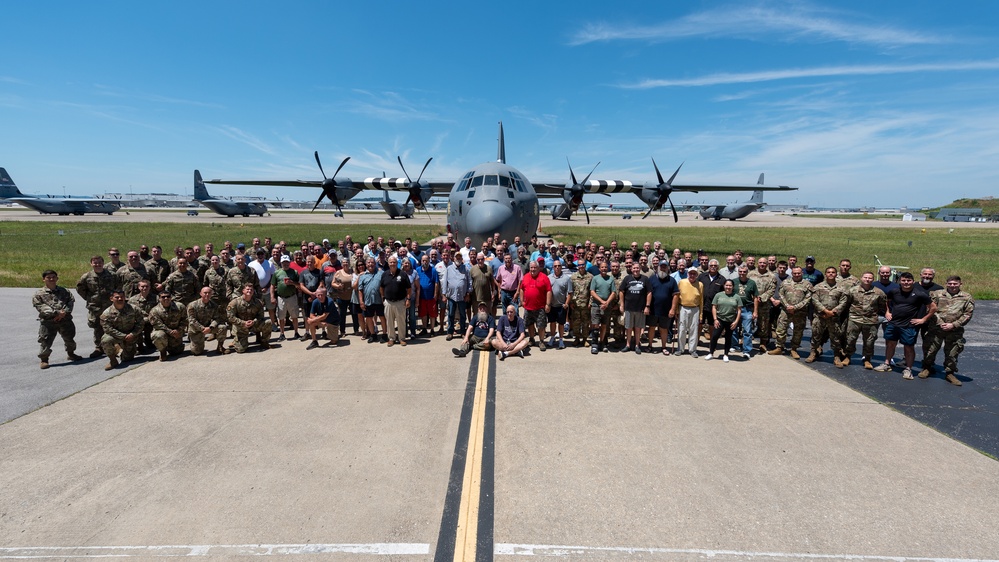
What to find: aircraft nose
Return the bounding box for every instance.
[465,201,513,238]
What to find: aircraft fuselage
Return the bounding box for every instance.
[13,198,118,215]
[446,161,539,244]
[700,203,762,221]
[198,199,268,217]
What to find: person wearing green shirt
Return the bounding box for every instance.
[707,280,742,362]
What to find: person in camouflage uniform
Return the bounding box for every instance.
[225,254,260,302]
[99,289,143,370]
[608,261,625,347]
[807,267,849,366]
[835,259,860,355]
[204,255,229,308]
[145,245,171,293]
[195,242,215,286]
[568,259,593,346]
[187,286,229,356]
[844,272,887,370]
[32,269,82,369]
[77,255,116,358]
[749,258,776,352]
[105,248,124,274]
[115,251,149,298]
[768,266,813,359]
[920,275,974,386]
[163,258,199,306]
[227,283,272,353]
[128,279,158,351]
[149,291,188,361]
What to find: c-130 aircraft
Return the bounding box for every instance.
[202,123,798,243]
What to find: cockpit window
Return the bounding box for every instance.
[515,180,527,193]
[484,175,499,186]
[470,175,483,188]
[499,175,511,188]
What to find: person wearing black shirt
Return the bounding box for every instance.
[306,286,338,349]
[875,272,935,379]
[619,262,652,354]
[697,259,726,343]
[452,302,495,358]
[380,255,412,346]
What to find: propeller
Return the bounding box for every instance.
[643,158,682,222]
[398,156,433,219]
[313,151,350,216]
[565,158,601,224]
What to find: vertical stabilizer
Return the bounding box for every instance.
[0,167,25,198]
[193,170,212,201]
[749,189,764,204]
[757,173,764,185]
[497,121,506,163]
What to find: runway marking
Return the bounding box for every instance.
[434,350,495,562]
[494,544,999,561]
[0,543,429,558]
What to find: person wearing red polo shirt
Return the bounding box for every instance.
[517,259,552,351]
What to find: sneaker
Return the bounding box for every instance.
[306,341,319,350]
[277,334,286,342]
[500,351,508,361]
[704,354,713,361]
[558,339,566,350]
[539,340,547,352]
[601,345,609,353]
[873,363,891,372]
[635,346,642,355]
[300,334,311,342]
[591,344,599,355]
[902,368,914,380]
[517,350,525,358]
[452,348,466,358]
[945,373,962,386]
[723,355,730,363]
[547,336,556,348]
[729,347,737,354]
[690,351,699,358]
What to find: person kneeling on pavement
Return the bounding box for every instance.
[99,289,143,370]
[227,283,272,353]
[306,286,340,349]
[452,302,495,358]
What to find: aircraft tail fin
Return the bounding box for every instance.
[757,173,765,185]
[193,170,212,201]
[0,167,25,198]
[749,189,764,204]
[497,121,506,164]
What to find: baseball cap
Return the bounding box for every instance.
[236,243,246,249]
[805,256,815,262]
[280,255,291,263]
[322,238,330,244]
[659,261,669,268]
[255,248,266,256]
[477,302,488,309]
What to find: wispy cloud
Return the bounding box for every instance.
[620,59,999,88]
[92,84,224,109]
[570,3,944,48]
[212,125,276,155]
[49,101,164,131]
[507,106,558,134]
[346,90,441,122]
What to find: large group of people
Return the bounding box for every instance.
[33,232,975,386]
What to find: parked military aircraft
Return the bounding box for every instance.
[193,170,290,217]
[202,123,798,243]
[697,174,768,220]
[378,190,415,219]
[0,167,122,215]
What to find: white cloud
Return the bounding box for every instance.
[570,3,944,48]
[212,125,276,155]
[620,60,999,88]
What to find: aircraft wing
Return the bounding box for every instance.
[532,180,796,195]
[206,177,455,194]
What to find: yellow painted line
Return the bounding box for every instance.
[453,350,490,562]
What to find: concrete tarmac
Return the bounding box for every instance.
[2,290,998,561]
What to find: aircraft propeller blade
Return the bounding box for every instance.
[398,156,433,210]
[565,158,600,223]
[643,158,682,222]
[312,151,350,216]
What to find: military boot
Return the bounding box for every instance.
[40,359,49,370]
[840,354,851,366]
[863,360,874,370]
[104,356,119,371]
[833,356,843,368]
[159,350,168,362]
[804,350,817,363]
[918,366,934,379]
[789,349,801,360]
[216,342,230,355]
[767,347,784,355]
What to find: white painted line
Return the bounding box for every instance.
[0,543,430,559]
[494,544,999,562]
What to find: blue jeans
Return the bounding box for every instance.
[740,309,755,353]
[500,289,519,312]
[447,299,467,336]
[408,301,419,338]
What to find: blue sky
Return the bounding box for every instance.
[2,1,998,208]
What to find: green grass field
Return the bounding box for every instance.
[2,221,995,299]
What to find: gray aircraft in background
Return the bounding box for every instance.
[201,123,798,243]
[193,171,291,217]
[697,174,769,220]
[0,167,121,215]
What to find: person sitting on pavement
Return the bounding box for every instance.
[491,305,530,360]
[452,302,495,358]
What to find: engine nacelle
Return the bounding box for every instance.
[335,186,362,204]
[412,187,433,209]
[639,186,662,208]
